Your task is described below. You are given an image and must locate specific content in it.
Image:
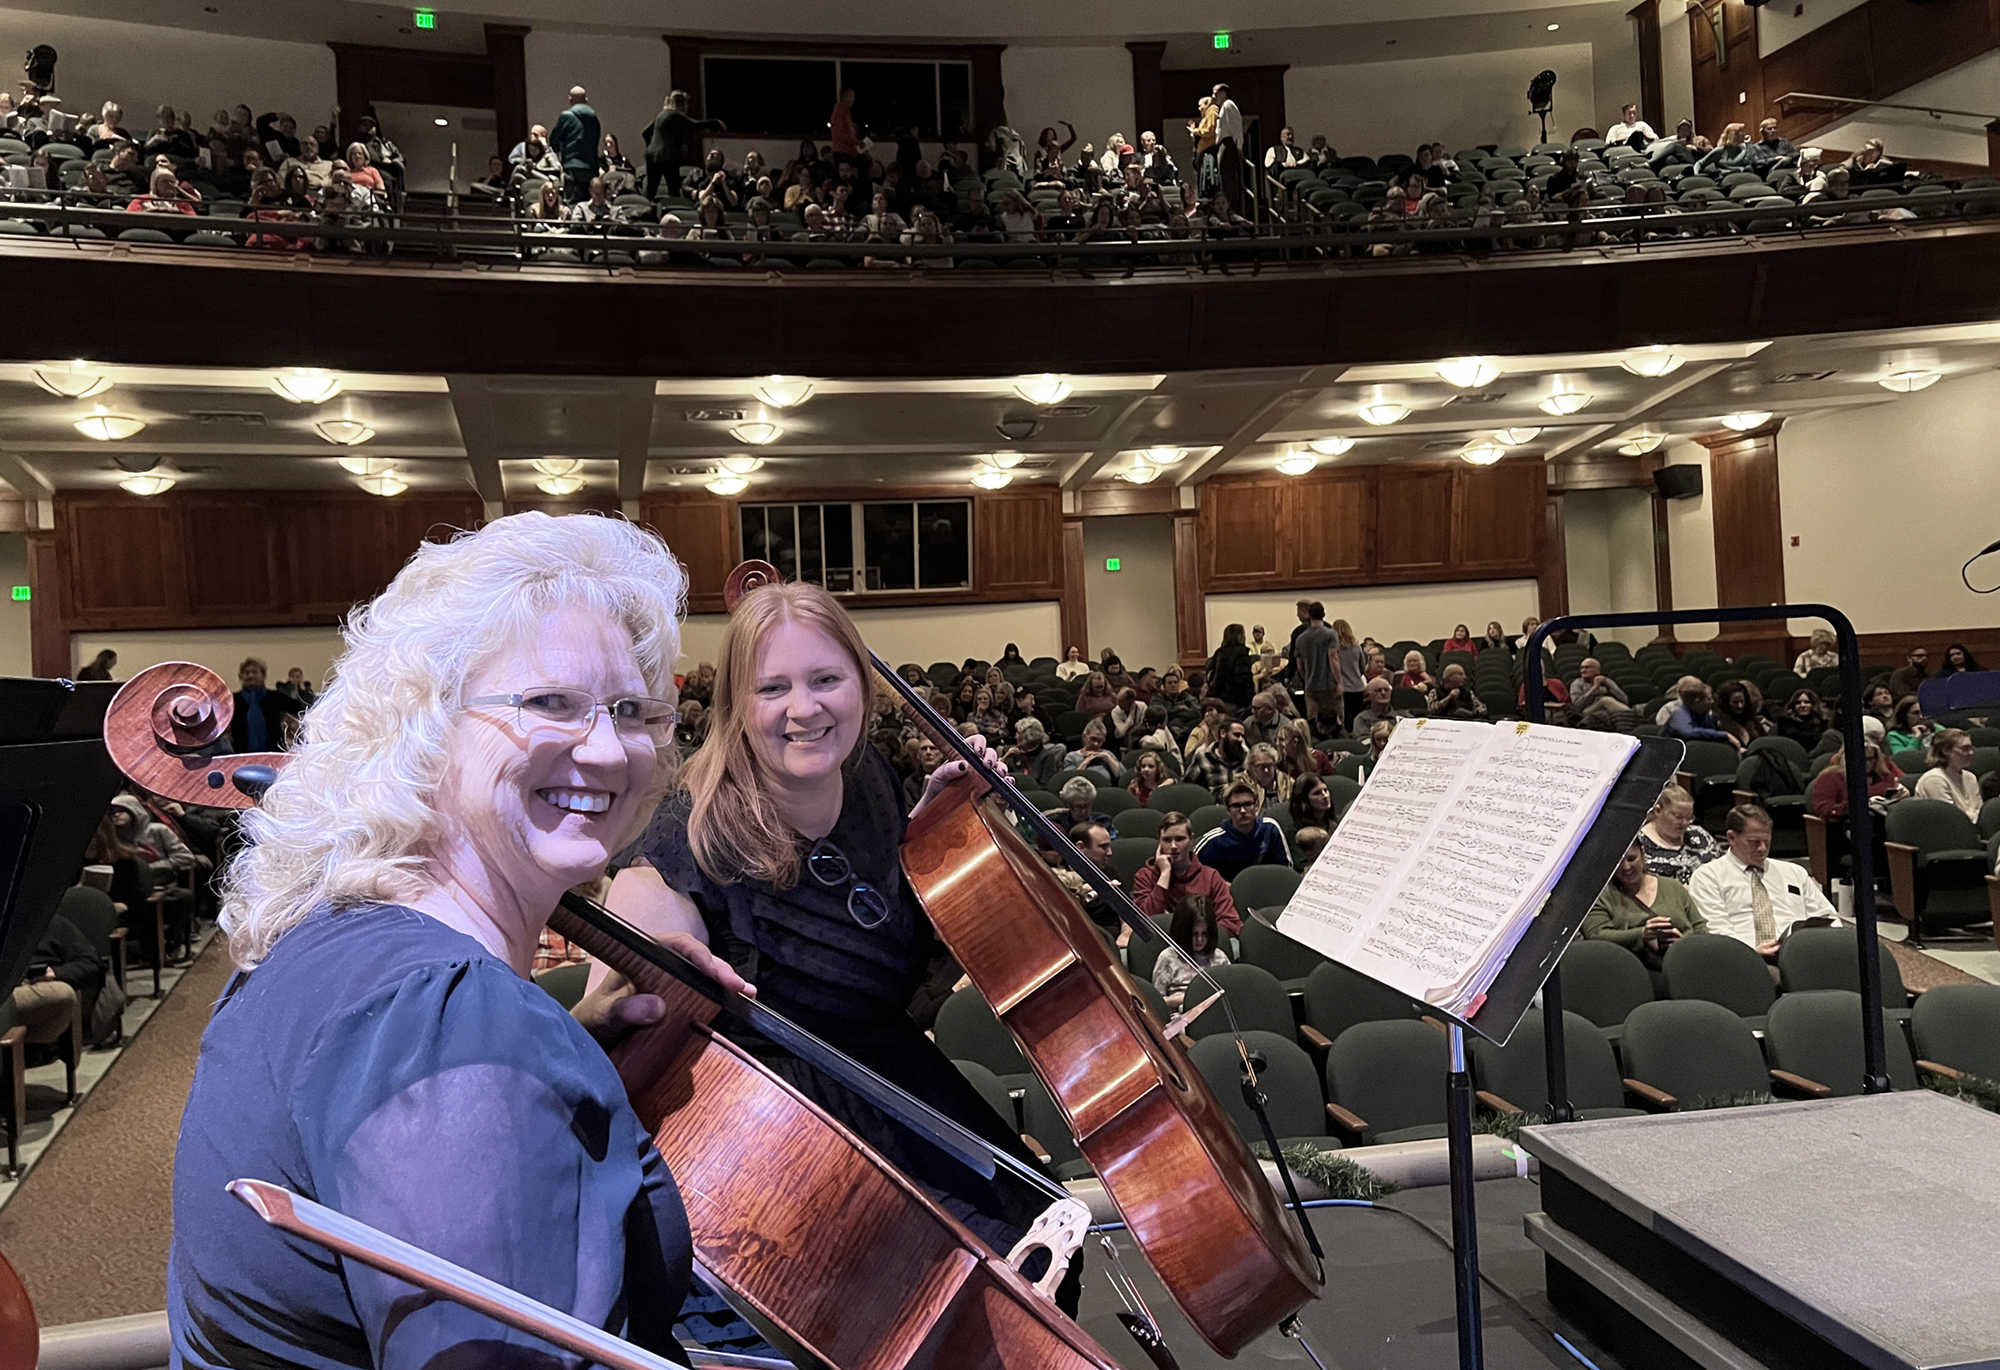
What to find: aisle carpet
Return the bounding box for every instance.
[0,935,230,1326]
[1883,936,1984,991]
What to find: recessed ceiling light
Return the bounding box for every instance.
[1306,436,1354,457]
[1879,369,1940,393]
[1538,391,1592,416]
[1720,411,1773,431]
[1621,347,1686,378]
[1014,374,1073,406]
[532,457,581,476]
[314,417,375,446]
[729,421,782,445]
[1460,442,1506,466]
[1140,445,1186,465]
[1118,455,1162,484]
[755,376,815,408]
[74,406,145,440]
[1492,427,1541,446]
[433,117,449,127]
[1435,356,1499,388]
[970,468,1014,490]
[118,473,175,496]
[537,474,585,495]
[269,369,342,404]
[1618,431,1666,455]
[706,473,750,496]
[1547,22,1560,30]
[986,451,1027,469]
[338,455,395,476]
[32,362,110,399]
[1275,452,1319,476]
[1358,401,1411,426]
[718,455,764,475]
[357,472,408,497]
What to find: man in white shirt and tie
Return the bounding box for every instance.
[1687,804,1835,961]
[1212,82,1244,207]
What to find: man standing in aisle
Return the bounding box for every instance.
[644,90,724,202]
[1212,83,1244,211]
[1293,602,1340,736]
[549,86,600,204]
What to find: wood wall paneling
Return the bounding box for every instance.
[1172,512,1206,668]
[287,499,392,616]
[1060,518,1089,658]
[1373,468,1455,576]
[329,43,498,142]
[486,25,532,162]
[1630,0,1665,136]
[1201,480,1286,583]
[638,493,737,614]
[1456,462,1545,571]
[975,488,1063,594]
[1288,472,1370,582]
[1700,428,1788,659]
[26,532,64,679]
[181,499,285,619]
[60,502,181,620]
[1127,42,1169,151]
[1539,495,1568,619]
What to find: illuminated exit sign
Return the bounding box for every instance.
[9,586,26,601]
[1105,558,1121,571]
[413,9,436,28]
[1213,32,1231,48]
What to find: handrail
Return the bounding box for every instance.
[1774,91,2000,124]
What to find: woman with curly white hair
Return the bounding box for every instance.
[169,512,746,1369]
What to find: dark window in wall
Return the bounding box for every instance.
[704,57,837,137]
[939,64,972,140]
[916,501,970,588]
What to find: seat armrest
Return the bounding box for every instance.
[1988,874,2000,934]
[1623,1077,1677,1111]
[1021,1134,1051,1164]
[1770,1068,1833,1098]
[1298,1024,1332,1052]
[1675,769,1694,795]
[1804,813,1829,891]
[0,1026,22,1049]
[1733,789,1757,809]
[1916,1059,1962,1080]
[1477,1089,1522,1115]
[1325,1101,1369,1144]
[1884,842,1918,923]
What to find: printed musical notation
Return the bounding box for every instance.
[1279,719,1637,1015]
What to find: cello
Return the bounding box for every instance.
[101,662,1127,1370]
[723,562,1323,1357]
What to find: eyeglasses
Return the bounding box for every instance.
[462,685,676,739]
[806,838,891,929]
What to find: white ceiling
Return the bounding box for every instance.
[0,324,1992,504]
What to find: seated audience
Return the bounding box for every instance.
[1656,675,1704,726]
[1054,775,1116,837]
[1127,750,1169,806]
[1063,717,1123,784]
[967,685,1009,746]
[1714,680,1770,747]
[1860,681,1897,731]
[1773,688,1829,750]
[1195,781,1291,880]
[1478,621,1511,655]
[1004,717,1066,791]
[1239,743,1293,808]
[12,913,100,1063]
[1349,677,1406,738]
[1887,647,1931,703]
[1793,629,1839,676]
[1053,821,1123,933]
[1809,741,1906,819]
[1075,670,1118,715]
[1913,729,1982,820]
[1394,650,1434,695]
[1186,717,1248,799]
[1687,805,1835,960]
[1290,773,1337,838]
[1937,643,1982,676]
[1441,623,1478,655]
[1274,721,1331,780]
[1568,658,1633,722]
[1151,894,1230,1009]
[1584,841,1707,970]
[1132,814,1240,942]
[1293,826,1329,869]
[1427,664,1486,720]
[1242,690,1288,749]
[1107,687,1145,745]
[1884,696,1930,755]
[1637,783,1724,883]
[1666,683,1738,749]
[1055,647,1091,681]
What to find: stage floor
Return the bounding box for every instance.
[1074,1176,1622,1369]
[1523,1092,2000,1370]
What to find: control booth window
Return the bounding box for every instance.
[741,500,971,593]
[702,56,973,139]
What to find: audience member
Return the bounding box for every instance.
[1349,677,1405,738]
[76,649,118,681]
[1568,658,1632,722]
[1666,682,1738,749]
[1808,740,1906,820]
[1637,784,1724,883]
[1055,775,1115,836]
[230,657,304,751]
[1913,729,1982,820]
[1186,718,1248,799]
[1132,814,1240,939]
[1584,840,1706,971]
[1239,743,1293,808]
[1427,664,1486,720]
[1152,894,1230,1009]
[1687,805,1834,960]
[1441,623,1478,655]
[1937,643,1982,676]
[1127,750,1169,806]
[1004,717,1066,791]
[1714,680,1770,747]
[1273,721,1329,781]
[1055,647,1090,681]
[1291,603,1340,734]
[1885,696,1931,755]
[1792,628,1838,675]
[1206,623,1256,709]
[1773,689,1829,750]
[1605,103,1658,147]
[1886,647,1930,703]
[1074,670,1117,716]
[1054,821,1123,934]
[1064,718,1123,784]
[1394,650,1434,695]
[644,90,724,201]
[1195,781,1291,880]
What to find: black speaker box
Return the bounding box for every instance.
[1653,464,1704,500]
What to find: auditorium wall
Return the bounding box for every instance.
[1778,371,2000,636]
[1657,0,1696,132]
[1801,50,2000,166]
[0,7,336,132]
[681,600,1064,675]
[0,534,26,679]
[525,30,670,165]
[1659,441,1719,641]
[1205,579,1542,654]
[1562,488,1658,648]
[999,45,1136,154]
[1755,0,1869,56]
[69,626,345,692]
[1083,515,1179,672]
[1283,43,1597,163]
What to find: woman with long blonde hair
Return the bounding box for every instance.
[605,579,1076,1306]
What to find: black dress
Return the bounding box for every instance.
[624,747,1075,1302]
[1206,642,1255,710]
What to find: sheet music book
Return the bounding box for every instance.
[1276,717,1638,1019]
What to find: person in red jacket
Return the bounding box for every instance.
[1130,813,1240,938]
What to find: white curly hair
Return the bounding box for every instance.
[220,512,687,968]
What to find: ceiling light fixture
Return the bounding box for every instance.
[985,451,1027,470]
[1538,390,1592,416]
[1306,436,1355,457]
[1275,452,1319,476]
[1618,431,1666,456]
[113,452,161,474]
[314,417,375,446]
[729,421,782,445]
[1140,445,1186,465]
[1460,442,1506,466]
[1013,374,1072,406]
[32,362,110,399]
[74,406,145,441]
[1358,401,1411,426]
[970,468,1014,490]
[718,455,765,475]
[705,473,750,496]
[357,472,408,497]
[531,457,581,477]
[537,474,585,495]
[1878,369,1941,393]
[338,455,395,476]
[1719,410,1773,431]
[1492,427,1542,446]
[118,473,175,496]
[755,376,815,408]
[1435,356,1500,388]
[1118,457,1161,484]
[432,117,449,127]
[1621,346,1686,378]
[269,368,343,404]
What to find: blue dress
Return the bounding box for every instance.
[169,904,692,1369]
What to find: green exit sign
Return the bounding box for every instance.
[413,8,435,28]
[1104,558,1121,572]
[1213,31,1231,48]
[9,586,26,602]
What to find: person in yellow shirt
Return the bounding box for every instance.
[1189,96,1219,196]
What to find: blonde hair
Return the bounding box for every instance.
[683,580,873,891]
[221,513,687,968]
[1650,782,1694,816]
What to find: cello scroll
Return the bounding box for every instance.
[102,663,291,809]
